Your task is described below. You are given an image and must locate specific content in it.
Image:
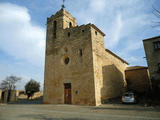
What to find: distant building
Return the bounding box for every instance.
[143,36,160,91]
[43,7,128,106]
[0,90,19,103]
[125,66,151,93]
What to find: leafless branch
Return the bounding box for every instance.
[152,6,160,28]
[0,76,21,91]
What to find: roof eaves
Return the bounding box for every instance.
[105,49,129,65]
[90,24,106,36]
[143,36,160,42]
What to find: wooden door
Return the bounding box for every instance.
[64,83,71,104]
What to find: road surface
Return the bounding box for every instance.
[0,104,160,120]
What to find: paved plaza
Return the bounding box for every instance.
[0,104,160,120]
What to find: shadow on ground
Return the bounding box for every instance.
[9,96,43,104]
[92,105,160,112]
[19,114,87,120]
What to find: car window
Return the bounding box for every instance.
[125,93,133,96]
[125,94,129,96]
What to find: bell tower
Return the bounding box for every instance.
[46,7,77,38]
[45,6,77,56]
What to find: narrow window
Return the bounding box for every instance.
[82,30,84,33]
[68,32,70,37]
[69,22,72,28]
[53,21,57,38]
[95,31,97,35]
[79,49,83,56]
[153,41,160,49]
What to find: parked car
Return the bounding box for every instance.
[122,92,136,104]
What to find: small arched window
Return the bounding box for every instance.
[79,49,83,56]
[68,32,70,37]
[95,31,97,35]
[69,22,72,28]
[54,21,57,30]
[53,21,57,38]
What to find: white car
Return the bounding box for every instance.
[122,92,136,104]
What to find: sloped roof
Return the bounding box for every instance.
[90,24,106,36]
[126,66,148,71]
[105,49,129,65]
[143,36,160,41]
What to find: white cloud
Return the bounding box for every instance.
[69,0,155,66]
[124,41,143,52]
[86,0,154,66]
[107,13,123,48]
[89,0,106,12]
[0,3,46,67]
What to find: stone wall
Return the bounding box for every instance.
[125,67,151,93]
[143,36,160,90]
[9,90,18,102]
[143,37,160,80]
[3,91,8,103]
[1,90,18,103]
[91,26,128,104]
[18,91,43,100]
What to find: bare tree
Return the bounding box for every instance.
[0,75,21,91]
[152,6,160,27]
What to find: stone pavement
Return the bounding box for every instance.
[0,104,160,120]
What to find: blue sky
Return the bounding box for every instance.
[0,0,159,90]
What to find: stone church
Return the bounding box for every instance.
[43,7,128,106]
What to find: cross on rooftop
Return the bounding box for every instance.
[62,0,65,8]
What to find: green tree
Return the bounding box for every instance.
[0,75,21,91]
[25,79,40,99]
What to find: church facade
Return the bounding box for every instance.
[43,8,128,106]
